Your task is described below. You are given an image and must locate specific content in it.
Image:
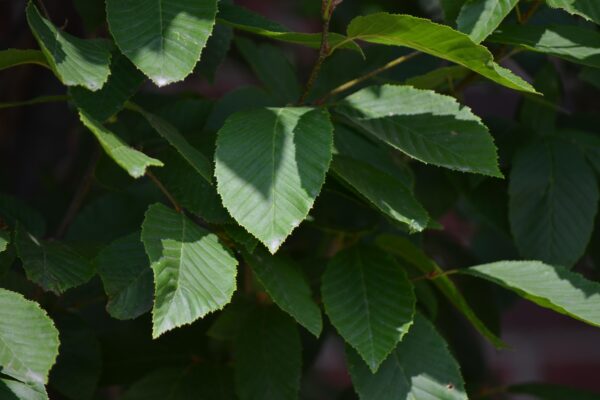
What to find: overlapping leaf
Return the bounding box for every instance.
[0,49,48,71]
[106,0,218,86]
[79,111,163,179]
[14,225,94,294]
[490,24,600,68]
[0,288,59,386]
[215,107,333,253]
[96,232,153,320]
[141,203,238,338]
[245,249,322,337]
[348,314,467,400]
[336,85,502,177]
[463,261,600,327]
[457,0,518,43]
[26,3,111,91]
[509,140,599,266]
[546,0,600,25]
[0,379,48,400]
[344,13,536,93]
[322,246,415,372]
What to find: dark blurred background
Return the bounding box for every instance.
[2,1,600,399]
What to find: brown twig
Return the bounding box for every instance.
[298,0,342,104]
[55,145,101,238]
[146,170,182,213]
[411,269,458,282]
[317,51,420,104]
[520,0,543,24]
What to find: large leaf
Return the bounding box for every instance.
[546,0,600,25]
[26,3,111,91]
[321,246,415,372]
[14,225,95,294]
[122,366,234,400]
[96,232,153,320]
[106,0,218,86]
[489,24,600,68]
[234,307,301,400]
[0,49,48,71]
[141,203,238,338]
[79,111,163,179]
[215,107,333,253]
[463,261,600,327]
[457,0,518,43]
[71,53,145,122]
[509,140,599,267]
[336,85,502,177]
[0,288,59,386]
[244,249,322,337]
[0,379,48,400]
[347,314,467,400]
[344,13,536,93]
[375,234,505,347]
[217,4,361,52]
[129,104,213,184]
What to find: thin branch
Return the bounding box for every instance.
[55,145,101,238]
[298,0,342,104]
[146,170,183,213]
[411,269,458,282]
[317,51,420,104]
[0,95,70,110]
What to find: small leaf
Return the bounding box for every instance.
[546,0,600,25]
[336,85,502,177]
[322,246,415,372]
[129,104,213,184]
[348,314,467,400]
[463,261,600,327]
[141,203,238,338]
[78,111,163,179]
[14,225,95,294]
[457,0,518,43]
[234,307,301,400]
[345,13,536,93]
[0,230,9,254]
[509,139,599,266]
[215,107,333,253]
[26,3,111,91]
[0,49,48,71]
[0,288,59,386]
[376,234,505,347]
[71,53,145,122]
[96,232,153,320]
[245,249,322,337]
[106,0,218,86]
[489,24,600,68]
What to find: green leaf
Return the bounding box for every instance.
[106,0,218,86]
[520,64,561,134]
[0,195,46,238]
[457,0,519,43]
[0,231,9,254]
[223,224,258,253]
[236,37,301,104]
[375,234,505,347]
[71,53,145,122]
[347,314,467,400]
[440,0,467,24]
[215,107,333,253]
[405,66,470,90]
[141,203,238,338]
[546,0,600,25]
[345,13,536,93]
[0,288,59,385]
[26,3,111,91]
[336,85,502,177]
[96,232,153,320]
[122,366,235,400]
[509,139,599,266]
[0,379,48,400]
[244,249,322,337]
[331,155,428,232]
[197,23,233,82]
[321,246,415,372]
[234,307,301,400]
[217,4,361,52]
[14,225,94,294]
[558,130,600,175]
[0,49,48,71]
[463,261,600,327]
[508,382,600,400]
[129,103,213,184]
[489,24,600,68]
[78,111,163,179]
